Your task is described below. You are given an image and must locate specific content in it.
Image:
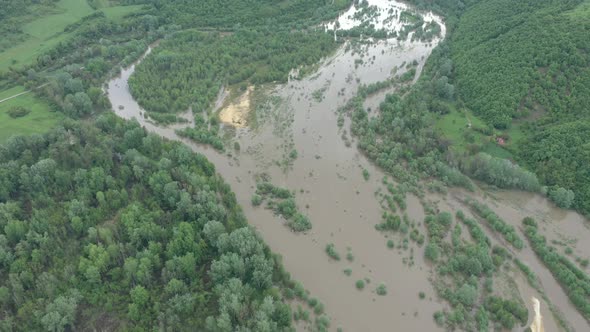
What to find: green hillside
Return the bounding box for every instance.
[410,0,590,214]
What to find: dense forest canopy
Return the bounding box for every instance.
[0,114,293,331]
[131,0,351,29]
[407,0,590,215]
[1,0,590,330]
[452,0,588,128]
[127,0,351,116]
[129,28,338,114]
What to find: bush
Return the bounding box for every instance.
[362,169,370,181]
[251,194,262,206]
[289,213,311,232]
[455,283,477,307]
[325,243,340,261]
[466,199,523,249]
[460,153,540,192]
[523,218,590,319]
[548,186,575,209]
[7,106,31,118]
[276,199,297,218]
[313,302,324,315]
[376,283,387,296]
[387,239,394,248]
[424,243,440,262]
[433,311,445,326]
[355,280,365,290]
[346,251,354,262]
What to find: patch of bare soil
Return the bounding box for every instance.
[219,86,253,127]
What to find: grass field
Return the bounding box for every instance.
[435,107,485,148]
[0,0,94,72]
[435,106,517,159]
[0,86,63,142]
[565,0,590,19]
[101,5,144,21]
[0,1,146,72]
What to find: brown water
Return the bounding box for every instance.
[447,188,590,331]
[106,2,590,330]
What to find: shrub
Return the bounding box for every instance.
[456,283,477,307]
[424,243,440,262]
[433,311,444,326]
[251,194,262,206]
[460,153,540,192]
[346,251,354,262]
[325,244,340,261]
[7,106,31,118]
[362,169,370,181]
[289,213,311,232]
[307,297,318,307]
[314,302,324,315]
[355,280,365,290]
[376,283,387,296]
[548,186,575,209]
[466,199,523,249]
[387,239,394,248]
[276,199,297,218]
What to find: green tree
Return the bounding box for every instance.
[548,186,575,209]
[41,292,81,332]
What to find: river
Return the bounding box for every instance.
[106,1,589,331]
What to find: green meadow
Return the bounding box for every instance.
[435,107,515,159]
[0,86,63,142]
[101,5,144,21]
[0,0,93,71]
[0,0,143,72]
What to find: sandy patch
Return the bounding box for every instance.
[530,297,544,332]
[219,86,253,127]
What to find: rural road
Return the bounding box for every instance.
[0,83,49,104]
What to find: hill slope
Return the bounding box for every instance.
[411,0,590,214]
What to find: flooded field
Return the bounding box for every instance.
[106,1,589,331]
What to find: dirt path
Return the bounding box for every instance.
[0,83,49,104]
[0,90,31,104]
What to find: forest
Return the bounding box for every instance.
[129,29,338,115]
[2,0,590,330]
[0,114,296,331]
[0,1,354,330]
[144,0,351,29]
[406,0,590,215]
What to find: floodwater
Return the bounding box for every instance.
[106,1,589,331]
[448,188,590,331]
[324,0,444,37]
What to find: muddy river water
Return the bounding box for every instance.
[106,1,590,331]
